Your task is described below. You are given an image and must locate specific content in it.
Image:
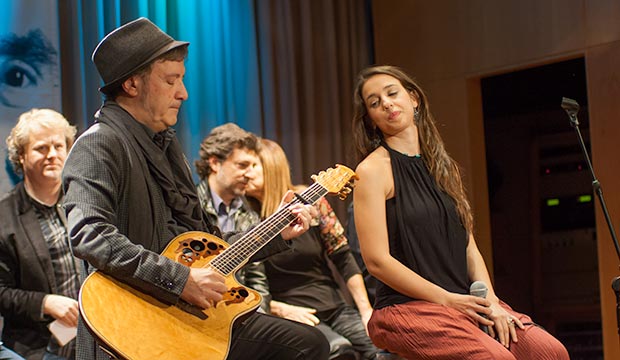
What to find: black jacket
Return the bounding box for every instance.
[0,182,60,359]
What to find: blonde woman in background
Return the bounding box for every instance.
[245,138,379,360]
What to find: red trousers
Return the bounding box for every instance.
[368,301,569,360]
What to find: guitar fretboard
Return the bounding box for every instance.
[209,182,327,275]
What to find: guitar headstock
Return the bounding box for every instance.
[311,164,359,200]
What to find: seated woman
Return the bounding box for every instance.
[244,139,379,360]
[352,65,569,359]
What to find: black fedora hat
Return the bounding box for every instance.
[92,17,189,94]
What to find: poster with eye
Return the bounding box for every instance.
[0,0,61,194]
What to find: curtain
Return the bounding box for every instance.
[58,0,373,217]
[254,0,374,215]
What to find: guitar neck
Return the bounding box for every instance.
[209,183,327,275]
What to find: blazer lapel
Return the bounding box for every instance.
[16,183,56,292]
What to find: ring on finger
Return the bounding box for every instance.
[507,317,515,325]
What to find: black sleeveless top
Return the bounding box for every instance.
[374,143,469,309]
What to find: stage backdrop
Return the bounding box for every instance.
[57,0,373,219]
[0,0,62,193]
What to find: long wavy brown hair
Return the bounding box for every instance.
[352,65,473,235]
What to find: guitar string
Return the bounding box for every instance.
[210,186,323,274]
[209,176,347,275]
[210,182,327,274]
[212,171,351,271]
[220,177,353,272]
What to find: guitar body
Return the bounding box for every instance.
[78,165,357,360]
[79,231,261,360]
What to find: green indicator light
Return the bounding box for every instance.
[547,198,560,206]
[578,195,592,203]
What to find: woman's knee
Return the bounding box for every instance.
[512,327,570,360]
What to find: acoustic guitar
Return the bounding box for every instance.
[79,164,358,360]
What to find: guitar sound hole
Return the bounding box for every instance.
[207,242,219,251]
[189,240,205,252]
[238,289,249,297]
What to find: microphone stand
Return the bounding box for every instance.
[561,97,620,342]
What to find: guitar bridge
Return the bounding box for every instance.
[176,300,209,320]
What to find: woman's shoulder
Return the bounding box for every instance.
[355,146,390,176]
[354,146,394,199]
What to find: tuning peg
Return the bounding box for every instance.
[338,186,353,200]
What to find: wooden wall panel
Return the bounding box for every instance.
[372,0,586,84]
[586,42,620,360]
[371,0,620,357]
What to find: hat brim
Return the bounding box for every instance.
[99,40,189,94]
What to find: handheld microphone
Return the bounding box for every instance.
[469,281,490,335]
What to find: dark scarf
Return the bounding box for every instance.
[95,101,206,234]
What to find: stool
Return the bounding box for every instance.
[375,349,404,359]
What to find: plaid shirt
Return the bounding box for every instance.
[31,199,80,301]
[30,196,81,357]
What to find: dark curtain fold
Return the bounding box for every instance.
[255,0,373,216]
